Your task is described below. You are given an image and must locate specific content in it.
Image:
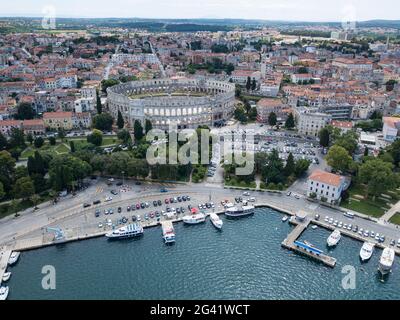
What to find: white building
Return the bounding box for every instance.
[307,170,345,204]
[74,97,95,113]
[295,108,331,137]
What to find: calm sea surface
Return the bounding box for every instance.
[7,207,400,300]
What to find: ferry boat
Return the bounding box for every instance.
[360,242,375,262]
[105,223,143,239]
[379,247,395,275]
[2,272,11,282]
[162,221,176,244]
[225,205,255,218]
[0,286,9,300]
[209,213,223,230]
[327,230,341,247]
[182,213,206,225]
[8,251,20,266]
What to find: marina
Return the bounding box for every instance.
[5,207,400,300]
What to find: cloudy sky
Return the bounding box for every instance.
[0,0,399,21]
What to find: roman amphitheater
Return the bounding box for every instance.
[107,78,236,130]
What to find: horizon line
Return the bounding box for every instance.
[0,15,398,24]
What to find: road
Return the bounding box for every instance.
[2,178,400,253]
[104,44,120,80]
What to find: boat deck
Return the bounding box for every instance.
[0,249,11,285]
[281,216,337,268]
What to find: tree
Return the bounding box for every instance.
[251,78,257,91]
[69,141,76,153]
[96,90,102,114]
[57,128,66,141]
[117,110,124,129]
[8,128,25,149]
[262,149,285,184]
[358,159,399,200]
[0,181,5,200]
[13,176,35,200]
[133,120,144,141]
[284,153,295,177]
[48,136,56,146]
[268,112,277,126]
[248,107,258,121]
[101,79,120,93]
[234,106,248,123]
[326,145,353,173]
[93,113,113,131]
[34,137,44,149]
[246,76,251,91]
[87,129,103,146]
[117,129,131,144]
[334,131,358,154]
[0,132,6,150]
[145,119,153,134]
[31,194,40,209]
[285,113,295,129]
[294,159,311,177]
[15,102,35,120]
[26,133,33,146]
[319,127,330,148]
[0,151,16,195]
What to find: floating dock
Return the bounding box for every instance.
[281,214,337,268]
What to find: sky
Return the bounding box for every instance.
[0,0,399,22]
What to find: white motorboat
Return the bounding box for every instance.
[182,213,206,225]
[8,251,20,266]
[360,242,374,262]
[105,223,143,239]
[0,286,9,300]
[327,230,341,247]
[2,272,11,282]
[282,216,289,222]
[209,213,223,230]
[379,247,395,275]
[225,205,255,218]
[162,221,175,244]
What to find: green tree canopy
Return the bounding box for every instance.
[358,159,399,200]
[13,176,35,200]
[87,129,103,146]
[268,112,277,126]
[93,113,114,131]
[326,145,353,173]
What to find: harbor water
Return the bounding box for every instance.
[6,207,400,300]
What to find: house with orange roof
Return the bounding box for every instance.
[307,169,346,204]
[43,111,73,130]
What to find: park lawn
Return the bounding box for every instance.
[21,142,59,159]
[54,143,70,154]
[341,183,396,218]
[66,137,120,148]
[389,213,400,226]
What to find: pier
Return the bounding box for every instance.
[281,211,337,268]
[0,249,11,285]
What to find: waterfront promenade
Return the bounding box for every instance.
[1,181,400,265]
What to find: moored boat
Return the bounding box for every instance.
[379,247,395,275]
[105,223,143,239]
[2,272,11,282]
[8,252,20,266]
[209,213,223,230]
[327,230,341,247]
[225,205,255,218]
[360,242,374,262]
[0,286,9,300]
[282,216,289,222]
[182,213,206,225]
[162,221,175,244]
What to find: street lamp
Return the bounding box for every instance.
[121,171,125,186]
